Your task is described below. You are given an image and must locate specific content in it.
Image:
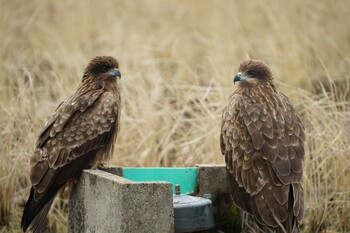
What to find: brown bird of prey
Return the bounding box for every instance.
[21,56,121,233]
[220,60,304,233]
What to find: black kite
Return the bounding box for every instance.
[220,60,304,233]
[21,56,121,232]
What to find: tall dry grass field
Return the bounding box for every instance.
[1,0,349,232]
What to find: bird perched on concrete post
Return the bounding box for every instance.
[220,60,304,233]
[21,56,122,233]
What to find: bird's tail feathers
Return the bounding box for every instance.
[24,198,54,233]
[21,185,62,232]
[21,188,36,231]
[286,184,299,233]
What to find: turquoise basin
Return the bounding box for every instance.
[122,167,197,194]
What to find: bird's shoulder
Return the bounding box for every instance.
[221,89,305,184]
[30,89,120,188]
[35,88,106,148]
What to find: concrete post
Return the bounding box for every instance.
[68,169,174,233]
[195,164,242,232]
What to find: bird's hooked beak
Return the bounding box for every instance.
[107,68,121,79]
[233,72,248,84]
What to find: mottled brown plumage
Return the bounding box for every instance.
[220,60,304,233]
[21,56,121,233]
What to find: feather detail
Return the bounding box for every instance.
[22,56,121,232]
[221,59,304,232]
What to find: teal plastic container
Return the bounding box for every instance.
[122,167,197,194]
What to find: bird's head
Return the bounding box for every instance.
[83,56,121,82]
[233,59,273,86]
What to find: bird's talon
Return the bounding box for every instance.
[97,163,106,170]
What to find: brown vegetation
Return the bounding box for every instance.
[0,0,349,232]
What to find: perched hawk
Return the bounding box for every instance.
[21,56,121,233]
[220,60,304,233]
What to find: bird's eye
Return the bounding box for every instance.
[247,70,256,75]
[101,66,109,72]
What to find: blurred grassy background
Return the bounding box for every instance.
[0,0,349,232]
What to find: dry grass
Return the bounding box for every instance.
[1,0,349,232]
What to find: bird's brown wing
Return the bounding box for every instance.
[35,88,104,148]
[30,90,120,192]
[23,89,119,229]
[221,93,304,229]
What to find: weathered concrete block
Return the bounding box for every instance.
[69,169,174,233]
[195,164,241,232]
